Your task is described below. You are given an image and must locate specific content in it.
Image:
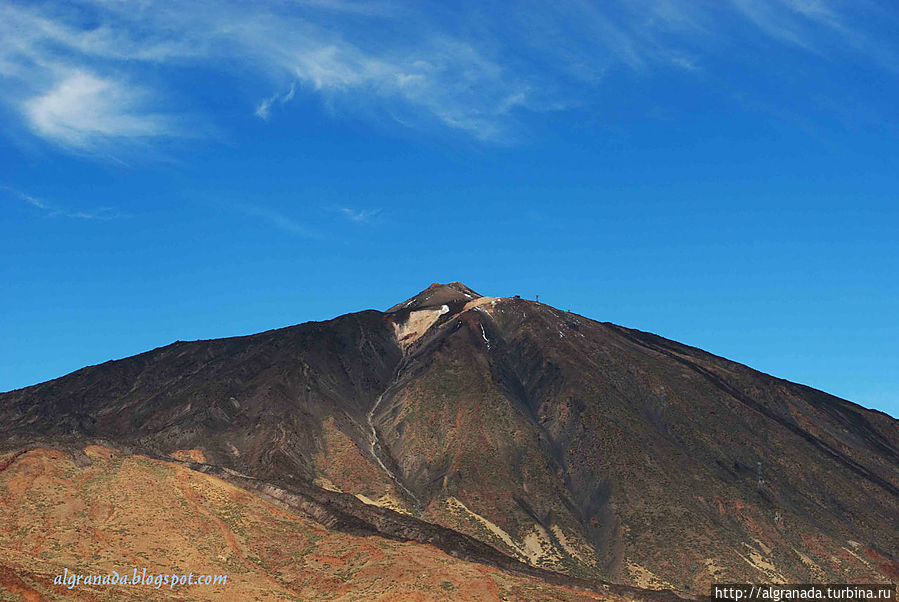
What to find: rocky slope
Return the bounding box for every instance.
[0,446,644,601]
[1,282,896,594]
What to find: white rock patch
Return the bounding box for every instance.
[392,305,449,349]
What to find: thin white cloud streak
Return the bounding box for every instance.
[225,12,539,140]
[0,1,205,64]
[237,203,319,238]
[340,207,380,223]
[724,0,897,67]
[3,186,129,220]
[255,84,296,120]
[0,0,896,152]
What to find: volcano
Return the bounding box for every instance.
[1,282,896,597]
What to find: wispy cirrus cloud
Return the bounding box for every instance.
[4,186,130,220]
[23,70,176,150]
[0,0,896,154]
[0,1,193,153]
[255,84,296,120]
[236,203,320,238]
[340,207,381,223]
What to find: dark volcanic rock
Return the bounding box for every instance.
[0,310,402,485]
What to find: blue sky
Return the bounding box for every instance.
[1,0,897,417]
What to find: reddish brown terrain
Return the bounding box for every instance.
[0,446,637,601]
[0,283,896,599]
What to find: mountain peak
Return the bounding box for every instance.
[387,282,481,313]
[2,284,897,593]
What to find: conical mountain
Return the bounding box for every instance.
[1,283,896,592]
